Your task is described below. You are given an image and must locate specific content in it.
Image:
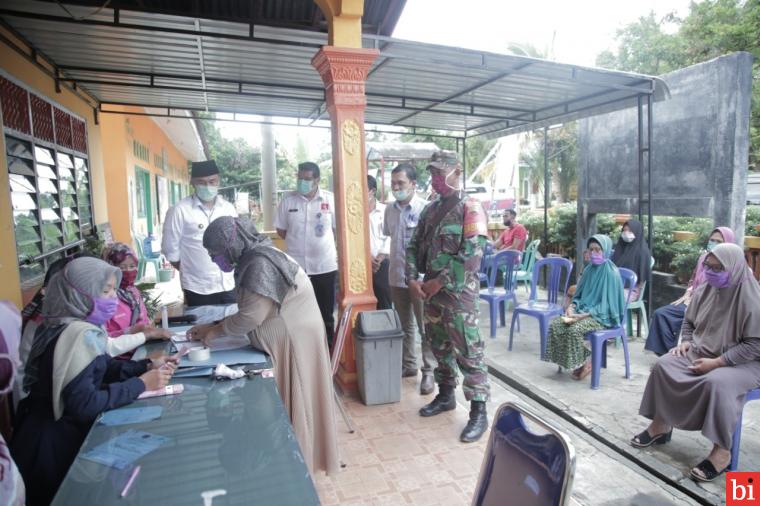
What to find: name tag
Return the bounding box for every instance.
[288,208,298,213]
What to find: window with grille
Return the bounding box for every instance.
[1,73,92,287]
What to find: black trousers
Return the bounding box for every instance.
[308,270,337,347]
[373,259,392,310]
[183,289,237,307]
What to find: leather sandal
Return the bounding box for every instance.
[690,459,727,482]
[630,429,672,448]
[572,362,592,380]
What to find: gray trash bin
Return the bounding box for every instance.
[354,309,404,406]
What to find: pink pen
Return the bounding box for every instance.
[120,465,141,498]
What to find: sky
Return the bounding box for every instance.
[215,0,692,156]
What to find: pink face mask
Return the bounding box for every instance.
[430,173,449,195]
[590,252,605,265]
[704,269,731,289]
[120,270,138,288]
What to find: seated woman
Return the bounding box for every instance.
[544,234,626,380]
[611,219,651,302]
[1,301,25,506]
[632,243,760,482]
[102,242,170,356]
[188,216,339,476]
[17,255,86,407]
[645,227,735,356]
[10,257,176,506]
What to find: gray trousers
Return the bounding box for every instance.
[391,285,436,374]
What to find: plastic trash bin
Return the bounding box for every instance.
[354,309,405,406]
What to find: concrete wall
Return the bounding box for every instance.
[577,52,754,255]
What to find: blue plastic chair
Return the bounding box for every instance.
[583,267,637,390]
[509,257,574,359]
[729,387,760,471]
[479,242,495,285]
[479,250,521,338]
[472,401,576,506]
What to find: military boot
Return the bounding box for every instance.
[460,400,488,442]
[419,384,456,417]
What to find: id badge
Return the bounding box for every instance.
[315,223,325,237]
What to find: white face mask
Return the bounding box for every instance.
[621,231,635,243]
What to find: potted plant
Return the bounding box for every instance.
[157,259,174,283]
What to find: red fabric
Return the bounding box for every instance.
[498,224,527,250]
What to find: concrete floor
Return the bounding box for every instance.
[150,271,755,504]
[479,289,759,505]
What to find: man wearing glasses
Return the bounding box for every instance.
[405,150,491,443]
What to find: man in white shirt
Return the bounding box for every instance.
[275,162,338,346]
[384,163,436,395]
[367,175,391,310]
[161,160,238,307]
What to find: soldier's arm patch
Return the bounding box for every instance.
[463,199,488,238]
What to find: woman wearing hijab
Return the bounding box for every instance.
[0,301,25,506]
[188,216,339,476]
[611,219,651,302]
[632,243,760,482]
[645,227,735,356]
[102,242,170,356]
[10,257,175,506]
[544,234,626,380]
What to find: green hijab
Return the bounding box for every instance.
[572,234,626,328]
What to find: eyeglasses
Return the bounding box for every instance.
[702,261,725,273]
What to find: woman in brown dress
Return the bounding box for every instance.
[631,243,760,482]
[188,216,340,476]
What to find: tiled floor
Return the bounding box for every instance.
[314,377,489,506]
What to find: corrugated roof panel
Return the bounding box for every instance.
[1,0,668,137]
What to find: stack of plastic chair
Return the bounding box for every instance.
[625,256,655,339]
[479,250,521,338]
[472,401,576,506]
[729,388,760,471]
[515,239,541,293]
[583,267,637,390]
[509,257,573,359]
[134,234,162,282]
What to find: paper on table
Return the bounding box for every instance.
[80,429,171,470]
[98,406,163,426]
[169,325,249,351]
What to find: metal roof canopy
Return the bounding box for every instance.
[0,0,669,140]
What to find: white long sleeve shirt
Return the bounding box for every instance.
[274,189,338,275]
[369,202,390,258]
[161,195,237,294]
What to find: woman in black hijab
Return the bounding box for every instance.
[611,219,652,301]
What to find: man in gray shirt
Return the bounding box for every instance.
[383,163,436,395]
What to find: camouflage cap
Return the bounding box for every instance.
[427,150,461,171]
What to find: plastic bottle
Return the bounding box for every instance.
[161,305,169,330]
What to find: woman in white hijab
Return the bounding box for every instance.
[631,243,760,482]
[10,257,176,506]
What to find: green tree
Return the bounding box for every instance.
[196,119,262,188]
[519,123,578,204]
[596,1,760,170]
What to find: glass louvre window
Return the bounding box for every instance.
[75,157,92,229]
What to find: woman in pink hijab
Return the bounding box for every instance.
[102,242,170,356]
[644,227,735,356]
[0,301,25,506]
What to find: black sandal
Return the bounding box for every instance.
[690,459,727,482]
[630,429,672,448]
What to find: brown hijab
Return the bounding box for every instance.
[684,243,760,359]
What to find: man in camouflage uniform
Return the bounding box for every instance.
[405,150,490,443]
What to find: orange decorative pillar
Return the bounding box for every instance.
[312,47,379,392]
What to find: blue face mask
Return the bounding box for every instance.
[195,184,218,202]
[706,240,720,251]
[392,188,410,201]
[296,179,315,196]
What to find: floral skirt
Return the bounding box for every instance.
[544,317,603,370]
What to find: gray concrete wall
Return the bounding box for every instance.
[576,52,754,259]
